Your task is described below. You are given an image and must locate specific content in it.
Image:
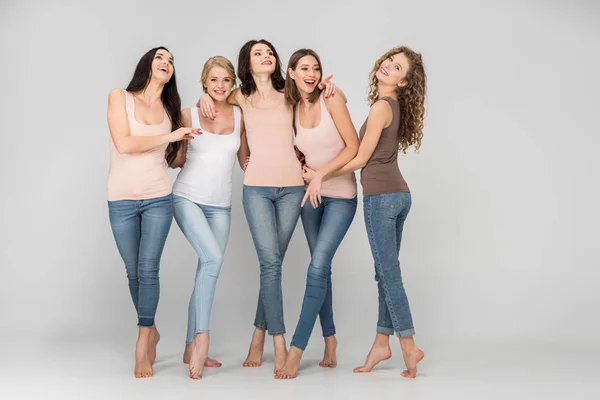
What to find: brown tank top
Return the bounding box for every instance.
[358,96,409,195]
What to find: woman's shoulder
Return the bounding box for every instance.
[108,88,127,101]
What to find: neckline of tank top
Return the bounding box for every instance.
[243,95,288,111]
[128,91,168,127]
[195,108,237,137]
[380,95,399,103]
[296,94,326,131]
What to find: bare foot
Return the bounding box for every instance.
[243,328,265,367]
[353,333,392,373]
[183,344,222,367]
[275,346,302,379]
[189,333,209,380]
[273,335,288,374]
[399,337,424,378]
[320,336,337,368]
[148,327,160,365]
[134,331,153,378]
[205,358,222,368]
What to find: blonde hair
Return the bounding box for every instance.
[368,46,427,153]
[200,56,236,92]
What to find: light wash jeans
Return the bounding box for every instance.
[108,193,173,327]
[364,192,415,337]
[242,185,305,336]
[173,194,231,343]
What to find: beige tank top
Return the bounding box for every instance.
[295,93,357,198]
[240,92,304,187]
[107,90,172,201]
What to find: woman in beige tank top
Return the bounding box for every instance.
[275,49,359,379]
[106,46,200,379]
[198,39,336,373]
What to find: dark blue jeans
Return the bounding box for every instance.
[108,194,173,327]
[243,185,305,336]
[290,196,357,350]
[364,192,415,337]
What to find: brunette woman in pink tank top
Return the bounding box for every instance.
[106,47,200,379]
[198,39,336,373]
[275,49,359,379]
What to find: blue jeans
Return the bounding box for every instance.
[243,185,305,336]
[172,195,231,343]
[291,196,357,351]
[108,194,173,327]
[364,192,415,337]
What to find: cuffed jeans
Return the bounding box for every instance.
[364,192,415,337]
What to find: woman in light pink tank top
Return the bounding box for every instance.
[274,49,359,379]
[198,39,336,373]
[106,46,200,379]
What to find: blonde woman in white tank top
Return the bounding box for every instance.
[168,57,249,380]
[106,47,200,379]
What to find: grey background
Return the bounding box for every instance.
[1,0,599,363]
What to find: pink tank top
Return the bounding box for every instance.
[107,90,172,201]
[295,94,357,199]
[240,93,304,187]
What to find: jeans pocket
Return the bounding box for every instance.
[379,193,400,210]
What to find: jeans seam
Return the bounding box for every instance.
[174,200,215,333]
[366,197,402,333]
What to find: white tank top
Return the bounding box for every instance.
[172,106,241,207]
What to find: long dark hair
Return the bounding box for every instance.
[125,46,183,165]
[237,39,286,97]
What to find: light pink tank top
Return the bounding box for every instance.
[107,90,172,201]
[240,93,304,187]
[295,94,357,199]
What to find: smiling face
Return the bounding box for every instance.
[203,66,234,102]
[151,49,174,83]
[375,52,410,88]
[249,44,275,75]
[289,55,322,95]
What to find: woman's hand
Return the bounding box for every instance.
[197,93,217,120]
[301,170,324,208]
[242,156,250,171]
[169,127,201,142]
[319,75,336,98]
[302,165,316,183]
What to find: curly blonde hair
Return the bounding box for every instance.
[368,46,426,153]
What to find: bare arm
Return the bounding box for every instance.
[228,88,242,106]
[237,116,250,170]
[169,108,191,169]
[329,99,392,178]
[107,90,197,154]
[197,88,242,119]
[314,89,359,179]
[300,89,360,208]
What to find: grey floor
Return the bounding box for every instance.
[1,333,598,400]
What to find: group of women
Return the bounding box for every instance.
[106,39,427,380]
